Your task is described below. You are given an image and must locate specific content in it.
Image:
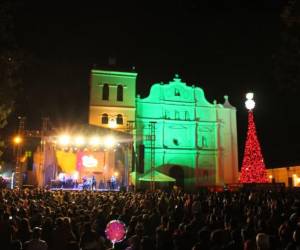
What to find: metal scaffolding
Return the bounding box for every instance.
[14,117,51,188]
[125,121,135,190]
[149,121,156,190]
[15,116,26,188]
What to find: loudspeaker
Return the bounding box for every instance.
[288,177,293,187]
[131,147,136,172]
[27,156,33,171]
[137,144,144,174]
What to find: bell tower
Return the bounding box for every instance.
[89,69,137,132]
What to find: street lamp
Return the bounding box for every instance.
[13,135,22,145]
[13,135,23,188]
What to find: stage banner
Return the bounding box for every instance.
[56,150,77,174]
[76,151,104,175]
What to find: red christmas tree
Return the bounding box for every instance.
[240,111,268,183]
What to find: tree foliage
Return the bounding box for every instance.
[273,0,300,96]
[0,0,23,158]
[271,0,300,160]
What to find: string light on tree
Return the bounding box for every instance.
[240,92,268,183]
[245,92,255,110]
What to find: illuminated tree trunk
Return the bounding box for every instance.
[240,111,268,183]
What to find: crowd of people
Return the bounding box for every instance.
[1,187,300,250]
[50,175,120,191]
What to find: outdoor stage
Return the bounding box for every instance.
[50,187,120,191]
[28,127,131,190]
[49,177,121,191]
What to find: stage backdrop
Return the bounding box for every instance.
[76,151,105,176]
[56,150,105,179]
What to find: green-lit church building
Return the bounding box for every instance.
[89,69,238,190]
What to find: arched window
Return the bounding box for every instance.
[117,85,123,101]
[102,113,108,124]
[165,111,170,119]
[185,111,190,120]
[202,136,207,148]
[102,84,109,100]
[116,114,123,124]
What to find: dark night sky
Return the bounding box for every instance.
[6,0,298,168]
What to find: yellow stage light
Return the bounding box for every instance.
[89,136,101,147]
[104,136,116,148]
[58,135,71,146]
[74,136,85,146]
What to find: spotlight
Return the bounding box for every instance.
[104,136,116,148]
[74,136,85,147]
[58,135,71,146]
[89,136,101,147]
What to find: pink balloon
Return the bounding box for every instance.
[105,220,126,244]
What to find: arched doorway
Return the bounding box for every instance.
[169,165,184,188]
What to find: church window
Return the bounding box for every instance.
[175,88,180,96]
[165,111,170,119]
[173,139,179,146]
[185,111,190,120]
[202,136,208,148]
[117,85,123,101]
[102,84,109,100]
[116,114,123,124]
[102,113,108,124]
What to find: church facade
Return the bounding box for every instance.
[89,69,238,189]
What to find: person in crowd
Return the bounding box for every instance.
[15,218,32,244]
[23,227,48,250]
[286,227,300,250]
[256,233,270,250]
[10,240,22,250]
[110,176,116,190]
[92,176,97,191]
[80,222,104,250]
